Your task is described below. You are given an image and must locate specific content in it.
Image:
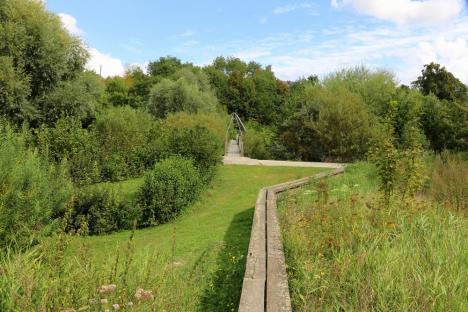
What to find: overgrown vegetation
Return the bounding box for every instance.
[0,1,467,310]
[279,162,467,311]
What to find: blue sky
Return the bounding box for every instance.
[44,0,468,84]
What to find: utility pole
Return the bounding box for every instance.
[99,64,102,77]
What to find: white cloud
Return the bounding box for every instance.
[399,36,468,84]
[58,13,85,36]
[331,0,465,25]
[86,48,125,78]
[273,3,317,15]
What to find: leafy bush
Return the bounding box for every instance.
[137,157,202,226]
[163,125,222,182]
[93,106,154,181]
[430,152,467,211]
[147,77,218,118]
[0,121,72,249]
[313,88,375,162]
[42,71,104,125]
[105,76,130,107]
[36,117,100,185]
[243,122,274,159]
[71,187,140,235]
[279,86,375,162]
[322,66,397,116]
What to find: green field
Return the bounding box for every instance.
[64,165,325,311]
[278,163,467,312]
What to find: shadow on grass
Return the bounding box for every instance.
[198,207,254,312]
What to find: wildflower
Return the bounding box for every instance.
[112,304,121,310]
[126,302,134,307]
[99,284,117,295]
[89,299,98,305]
[135,288,154,301]
[101,298,109,305]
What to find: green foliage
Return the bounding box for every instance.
[0,120,73,250]
[368,104,400,206]
[36,117,100,185]
[279,164,467,311]
[127,67,157,108]
[412,62,468,102]
[279,86,374,162]
[204,57,287,125]
[0,0,88,124]
[420,94,467,151]
[105,76,130,106]
[323,66,397,116]
[0,56,33,123]
[313,88,375,162]
[161,124,222,182]
[94,106,154,181]
[370,104,427,205]
[148,56,184,78]
[243,122,274,160]
[71,187,140,235]
[41,71,104,125]
[147,76,218,118]
[137,157,202,226]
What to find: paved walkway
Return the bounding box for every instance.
[223,156,344,169]
[226,139,241,157]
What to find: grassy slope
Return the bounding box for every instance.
[278,163,467,311]
[77,165,326,310]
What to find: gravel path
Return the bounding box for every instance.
[223,156,344,169]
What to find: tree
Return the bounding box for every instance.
[0,0,89,124]
[204,56,287,125]
[148,56,184,78]
[147,77,218,118]
[42,71,104,125]
[412,62,468,102]
[105,76,130,107]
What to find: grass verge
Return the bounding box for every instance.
[1,165,326,311]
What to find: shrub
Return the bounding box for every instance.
[71,187,140,235]
[243,122,274,159]
[163,125,222,182]
[93,106,154,181]
[41,71,104,125]
[430,152,467,211]
[137,157,202,226]
[279,86,375,162]
[147,77,218,118]
[36,117,100,185]
[0,121,73,249]
[313,88,375,162]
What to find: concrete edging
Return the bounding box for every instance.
[239,167,345,312]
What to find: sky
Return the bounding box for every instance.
[43,0,468,84]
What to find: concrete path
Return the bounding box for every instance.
[223,156,344,169]
[226,139,241,157]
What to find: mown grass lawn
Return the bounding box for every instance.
[278,163,467,312]
[75,165,327,311]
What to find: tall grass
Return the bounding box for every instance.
[0,225,220,311]
[278,163,467,311]
[430,152,467,212]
